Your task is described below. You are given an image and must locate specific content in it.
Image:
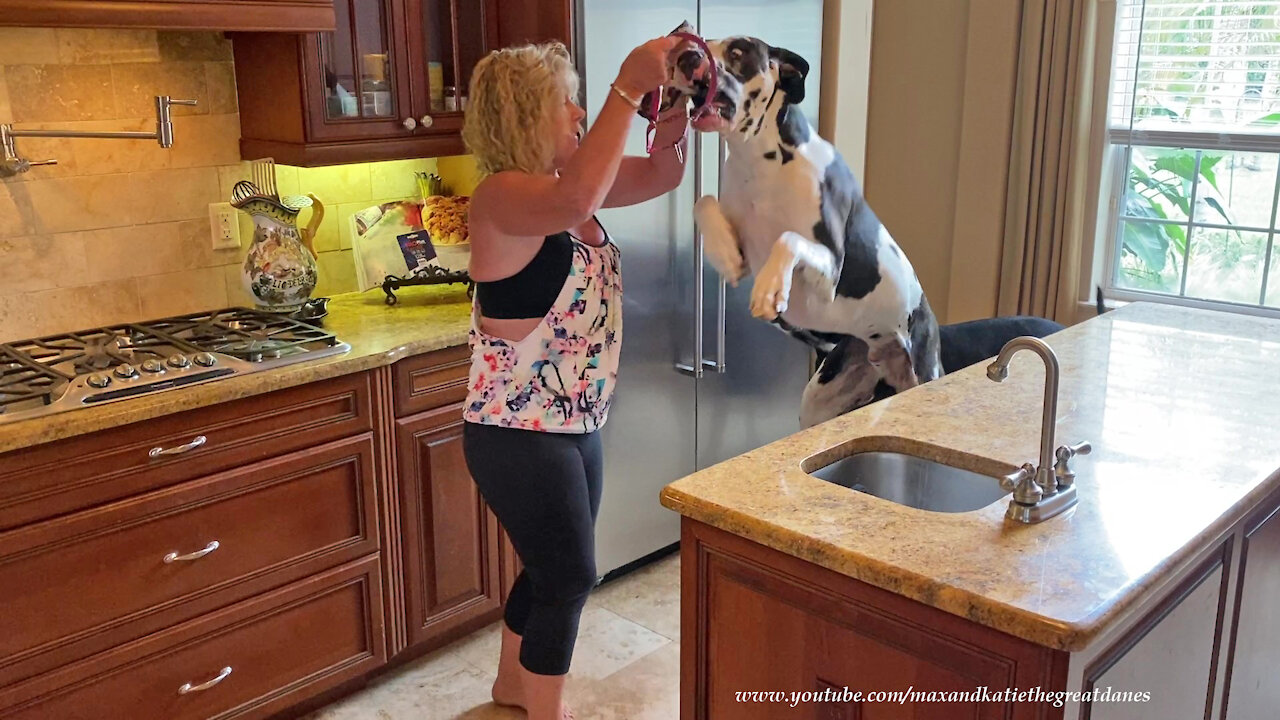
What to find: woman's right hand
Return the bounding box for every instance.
[615,36,682,97]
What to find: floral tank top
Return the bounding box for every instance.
[464,236,622,433]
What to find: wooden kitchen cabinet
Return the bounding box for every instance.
[231,0,574,166]
[1220,498,1280,719]
[681,520,1068,720]
[396,403,505,650]
[0,0,336,32]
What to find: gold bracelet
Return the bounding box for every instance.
[610,83,643,110]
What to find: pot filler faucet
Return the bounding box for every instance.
[1,95,196,176]
[986,336,1091,524]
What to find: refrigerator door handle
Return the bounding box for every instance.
[713,137,728,374]
[676,125,707,378]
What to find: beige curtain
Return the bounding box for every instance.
[998,0,1101,322]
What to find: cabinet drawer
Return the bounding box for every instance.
[0,371,375,530]
[0,434,379,688]
[393,345,470,417]
[0,556,385,720]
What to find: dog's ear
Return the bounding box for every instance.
[637,86,687,121]
[768,45,809,105]
[671,20,695,36]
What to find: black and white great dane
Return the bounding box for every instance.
[647,26,1063,428]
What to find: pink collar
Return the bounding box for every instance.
[646,31,718,154]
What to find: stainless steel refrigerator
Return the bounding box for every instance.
[574,0,825,576]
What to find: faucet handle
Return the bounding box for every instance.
[1001,463,1042,505]
[1054,440,1091,488]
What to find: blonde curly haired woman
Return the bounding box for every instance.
[460,37,689,720]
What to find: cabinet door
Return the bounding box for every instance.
[396,404,503,650]
[403,0,488,138]
[1222,501,1280,719]
[303,0,419,142]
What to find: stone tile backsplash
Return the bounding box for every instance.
[0,27,468,342]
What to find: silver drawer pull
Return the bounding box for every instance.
[163,540,220,564]
[149,435,207,458]
[178,666,232,695]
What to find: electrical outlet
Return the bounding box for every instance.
[208,202,241,250]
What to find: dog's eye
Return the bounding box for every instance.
[728,48,742,61]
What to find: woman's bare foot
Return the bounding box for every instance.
[522,667,571,720]
[491,623,525,708]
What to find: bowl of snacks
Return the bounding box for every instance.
[423,195,470,272]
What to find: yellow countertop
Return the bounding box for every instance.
[0,286,473,455]
[660,302,1280,652]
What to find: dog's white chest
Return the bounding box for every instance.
[719,152,819,273]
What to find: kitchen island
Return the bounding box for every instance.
[661,302,1280,719]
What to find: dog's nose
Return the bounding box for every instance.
[677,49,707,82]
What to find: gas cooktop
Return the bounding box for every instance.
[0,308,351,424]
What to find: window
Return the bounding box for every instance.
[1104,0,1280,312]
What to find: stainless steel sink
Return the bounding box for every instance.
[809,451,1010,513]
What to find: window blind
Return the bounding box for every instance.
[1110,0,1280,135]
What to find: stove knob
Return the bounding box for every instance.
[87,373,111,389]
[167,354,190,369]
[193,352,218,367]
[142,359,165,373]
[114,364,138,379]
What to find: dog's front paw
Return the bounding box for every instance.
[749,260,792,320]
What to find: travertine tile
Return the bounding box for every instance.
[0,234,89,294]
[216,162,252,200]
[5,65,116,123]
[370,158,437,200]
[589,553,681,640]
[157,31,234,62]
[565,642,681,720]
[436,154,480,195]
[204,62,238,115]
[315,249,359,297]
[52,118,171,175]
[297,164,373,205]
[74,224,193,282]
[129,167,220,223]
[135,267,228,317]
[167,113,242,169]
[0,182,39,237]
[274,164,300,197]
[565,606,671,681]
[0,29,60,65]
[0,71,12,125]
[306,201,341,254]
[25,174,137,234]
[56,29,159,64]
[335,201,375,250]
[0,279,140,342]
[222,262,254,306]
[179,216,241,268]
[111,61,208,119]
[303,646,507,720]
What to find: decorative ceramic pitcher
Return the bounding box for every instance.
[233,193,325,313]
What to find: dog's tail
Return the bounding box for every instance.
[1095,286,1109,316]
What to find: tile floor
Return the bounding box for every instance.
[304,553,681,720]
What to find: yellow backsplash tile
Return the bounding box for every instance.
[204,62,238,115]
[223,262,254,307]
[136,266,229,317]
[370,158,437,199]
[56,29,160,65]
[129,167,221,224]
[0,234,89,295]
[111,61,208,119]
[0,29,60,66]
[306,203,340,253]
[25,174,137,234]
[295,164,372,205]
[315,249,359,297]
[436,154,479,195]
[5,65,116,123]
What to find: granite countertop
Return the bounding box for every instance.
[660,302,1280,652]
[0,285,473,455]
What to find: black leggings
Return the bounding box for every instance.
[461,421,603,676]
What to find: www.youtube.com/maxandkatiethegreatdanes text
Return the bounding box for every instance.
[734,686,1152,709]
